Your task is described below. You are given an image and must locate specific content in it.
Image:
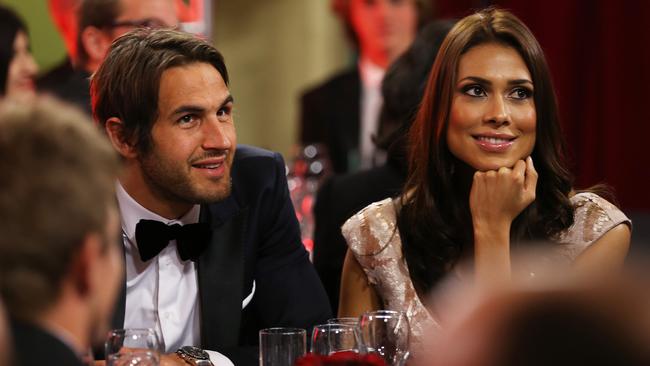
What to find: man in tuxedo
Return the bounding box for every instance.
[300,0,425,173]
[39,0,178,115]
[91,28,332,366]
[0,98,123,366]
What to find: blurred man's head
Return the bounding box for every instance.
[77,0,178,72]
[0,98,122,348]
[332,0,426,67]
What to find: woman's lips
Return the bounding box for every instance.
[473,135,516,152]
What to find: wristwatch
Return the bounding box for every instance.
[176,346,214,366]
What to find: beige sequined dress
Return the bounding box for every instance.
[341,192,630,350]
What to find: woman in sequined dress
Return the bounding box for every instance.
[338,7,631,347]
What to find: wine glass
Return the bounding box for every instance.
[311,323,361,356]
[105,328,161,366]
[358,310,410,366]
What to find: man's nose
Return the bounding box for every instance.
[201,117,232,150]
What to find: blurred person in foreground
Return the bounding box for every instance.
[0,5,38,103]
[0,98,123,366]
[0,301,11,366]
[92,28,331,366]
[39,0,178,114]
[338,6,631,352]
[422,275,650,366]
[300,0,428,173]
[313,19,455,315]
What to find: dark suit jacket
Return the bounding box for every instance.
[312,162,405,315]
[300,68,360,174]
[37,59,92,116]
[11,318,85,366]
[110,145,332,366]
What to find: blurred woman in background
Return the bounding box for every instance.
[0,5,38,102]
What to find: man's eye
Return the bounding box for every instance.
[463,85,486,97]
[217,106,232,120]
[179,115,195,124]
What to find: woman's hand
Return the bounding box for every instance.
[470,157,537,286]
[469,156,538,232]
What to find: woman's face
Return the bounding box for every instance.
[5,31,38,100]
[446,42,536,171]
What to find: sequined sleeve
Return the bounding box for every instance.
[553,192,631,260]
[341,198,440,350]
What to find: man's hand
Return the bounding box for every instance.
[161,353,188,366]
[93,351,188,366]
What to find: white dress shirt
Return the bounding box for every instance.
[358,58,386,170]
[116,182,233,366]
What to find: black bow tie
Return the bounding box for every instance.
[135,219,211,262]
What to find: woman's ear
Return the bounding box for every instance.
[105,117,137,159]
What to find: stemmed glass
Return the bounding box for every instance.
[311,323,361,355]
[358,310,410,366]
[105,328,161,366]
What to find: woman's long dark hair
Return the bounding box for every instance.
[398,7,574,295]
[0,5,28,96]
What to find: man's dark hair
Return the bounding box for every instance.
[76,0,121,68]
[91,28,229,154]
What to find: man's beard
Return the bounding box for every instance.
[139,147,233,206]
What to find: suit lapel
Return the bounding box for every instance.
[197,204,248,349]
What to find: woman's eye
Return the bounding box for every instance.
[509,87,533,100]
[463,85,486,97]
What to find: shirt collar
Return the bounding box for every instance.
[358,58,386,90]
[116,181,201,246]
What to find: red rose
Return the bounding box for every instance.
[295,352,387,366]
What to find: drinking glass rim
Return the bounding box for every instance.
[259,327,306,335]
[313,323,358,331]
[362,310,406,318]
[326,317,359,324]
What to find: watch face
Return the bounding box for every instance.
[181,346,209,360]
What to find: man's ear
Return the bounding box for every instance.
[105,117,138,159]
[80,26,111,70]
